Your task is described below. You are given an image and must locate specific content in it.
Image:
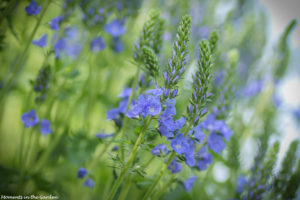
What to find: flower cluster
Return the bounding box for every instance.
[21,110,52,136]
[25,1,41,16]
[77,167,94,188]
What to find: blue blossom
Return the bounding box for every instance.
[236,175,248,194]
[242,80,263,97]
[96,133,114,139]
[54,38,67,58]
[83,178,94,188]
[32,34,47,47]
[118,87,132,98]
[25,1,41,16]
[90,37,106,52]
[77,168,88,179]
[189,124,205,143]
[105,19,125,37]
[49,16,64,31]
[195,147,213,171]
[53,36,82,59]
[168,158,182,173]
[171,134,189,155]
[207,132,226,154]
[64,43,82,58]
[184,139,195,166]
[151,144,169,156]
[184,176,197,192]
[113,37,123,53]
[21,110,39,128]
[159,99,185,138]
[40,119,52,136]
[127,93,162,118]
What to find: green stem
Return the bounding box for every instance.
[120,67,141,161]
[0,0,52,101]
[143,152,176,200]
[153,175,175,200]
[107,116,153,200]
[118,174,133,200]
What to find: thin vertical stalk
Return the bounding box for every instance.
[118,174,133,200]
[107,116,153,200]
[0,0,52,101]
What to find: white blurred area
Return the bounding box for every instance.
[259,0,300,169]
[260,0,300,47]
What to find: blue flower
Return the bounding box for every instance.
[127,93,161,118]
[195,147,213,171]
[168,158,182,173]
[90,37,106,52]
[105,19,125,37]
[184,139,195,166]
[207,132,226,154]
[171,134,189,155]
[184,176,197,192]
[49,16,64,31]
[54,38,67,59]
[236,175,248,194]
[118,87,132,98]
[158,99,185,138]
[151,144,169,156]
[96,133,114,139]
[40,119,52,136]
[21,110,39,128]
[189,124,205,143]
[113,37,123,53]
[25,1,41,16]
[83,178,94,188]
[32,34,47,47]
[77,168,88,179]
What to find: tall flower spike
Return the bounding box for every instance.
[152,18,165,55]
[164,15,191,99]
[134,10,160,60]
[187,39,213,124]
[141,46,159,78]
[209,30,218,54]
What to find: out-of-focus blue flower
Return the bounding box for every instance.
[105,19,125,37]
[185,139,195,166]
[49,16,64,31]
[294,108,300,119]
[236,175,248,194]
[151,144,169,156]
[96,133,114,139]
[77,168,88,179]
[25,1,41,16]
[195,147,213,171]
[242,80,263,97]
[189,124,205,143]
[207,132,226,154]
[118,87,132,98]
[184,176,197,192]
[127,93,162,118]
[171,134,189,155]
[40,119,52,136]
[83,178,94,188]
[90,37,106,52]
[113,37,123,53]
[21,110,39,128]
[54,38,67,59]
[65,43,82,58]
[168,158,182,173]
[32,34,47,47]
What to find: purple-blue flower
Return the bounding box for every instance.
[151,144,169,156]
[236,175,248,194]
[21,110,39,128]
[54,38,67,58]
[77,167,88,179]
[96,133,114,139]
[49,16,64,31]
[184,176,197,192]
[32,34,47,47]
[189,124,205,143]
[90,37,106,52]
[195,147,213,171]
[184,139,195,166]
[25,1,41,16]
[207,132,226,154]
[168,158,182,173]
[83,178,94,188]
[127,93,161,118]
[171,134,189,155]
[118,87,132,98]
[113,37,123,53]
[104,19,125,37]
[40,119,52,136]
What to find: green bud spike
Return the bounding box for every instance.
[209,30,219,54]
[141,46,159,78]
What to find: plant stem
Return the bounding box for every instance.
[153,175,175,200]
[107,116,153,200]
[142,152,176,200]
[119,67,141,161]
[118,174,133,200]
[0,0,52,101]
